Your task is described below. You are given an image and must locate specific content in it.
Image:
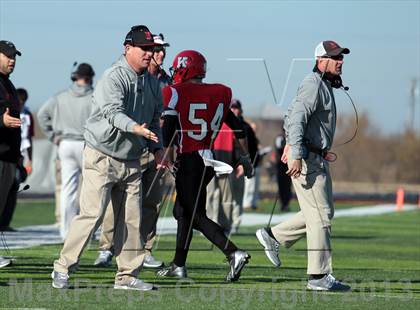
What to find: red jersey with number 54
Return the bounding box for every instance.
[162,82,232,153]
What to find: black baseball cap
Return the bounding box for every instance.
[124,25,157,47]
[75,63,95,78]
[230,99,242,110]
[0,40,21,57]
[314,40,350,58]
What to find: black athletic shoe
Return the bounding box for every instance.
[156,262,187,278]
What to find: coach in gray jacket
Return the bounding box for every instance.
[256,41,351,292]
[38,63,94,240]
[51,25,167,291]
[94,32,172,269]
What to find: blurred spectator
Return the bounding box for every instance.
[230,99,258,232]
[17,88,34,173]
[206,99,257,233]
[54,159,61,227]
[206,122,236,233]
[0,40,22,267]
[273,132,292,211]
[242,121,262,210]
[37,63,95,240]
[148,33,172,87]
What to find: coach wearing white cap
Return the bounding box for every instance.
[256,40,351,292]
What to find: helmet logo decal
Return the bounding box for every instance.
[177,56,189,68]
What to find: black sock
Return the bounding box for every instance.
[173,249,188,267]
[309,274,327,280]
[266,227,276,240]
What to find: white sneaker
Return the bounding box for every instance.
[51,271,69,289]
[256,228,281,267]
[143,255,164,268]
[307,274,351,291]
[0,256,11,268]
[114,278,154,291]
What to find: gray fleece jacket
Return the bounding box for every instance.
[37,83,93,142]
[284,72,337,159]
[84,55,163,160]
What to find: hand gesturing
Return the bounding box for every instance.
[2,108,21,128]
[133,123,158,143]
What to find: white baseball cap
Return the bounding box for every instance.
[314,40,350,59]
[153,33,170,47]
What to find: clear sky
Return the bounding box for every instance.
[1,0,419,134]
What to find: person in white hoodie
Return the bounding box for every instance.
[38,63,95,240]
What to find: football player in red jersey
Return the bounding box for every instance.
[157,50,254,282]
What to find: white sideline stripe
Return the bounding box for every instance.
[1,204,417,250]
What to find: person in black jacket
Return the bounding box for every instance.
[0,88,32,231]
[230,99,259,231]
[273,132,292,212]
[0,40,22,268]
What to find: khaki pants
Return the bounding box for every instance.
[243,168,258,208]
[271,152,334,275]
[99,152,163,256]
[0,160,16,216]
[206,175,234,232]
[231,174,244,231]
[54,146,145,282]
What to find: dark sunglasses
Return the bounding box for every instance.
[322,55,344,61]
[137,45,155,52]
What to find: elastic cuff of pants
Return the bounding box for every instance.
[53,262,70,274]
[277,239,292,249]
[53,267,68,274]
[307,269,333,275]
[309,274,327,280]
[144,249,152,256]
[266,228,276,239]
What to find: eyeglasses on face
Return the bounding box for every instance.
[136,45,155,52]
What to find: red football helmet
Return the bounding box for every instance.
[170,50,207,84]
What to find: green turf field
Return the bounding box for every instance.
[0,201,419,309]
[9,198,375,228]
